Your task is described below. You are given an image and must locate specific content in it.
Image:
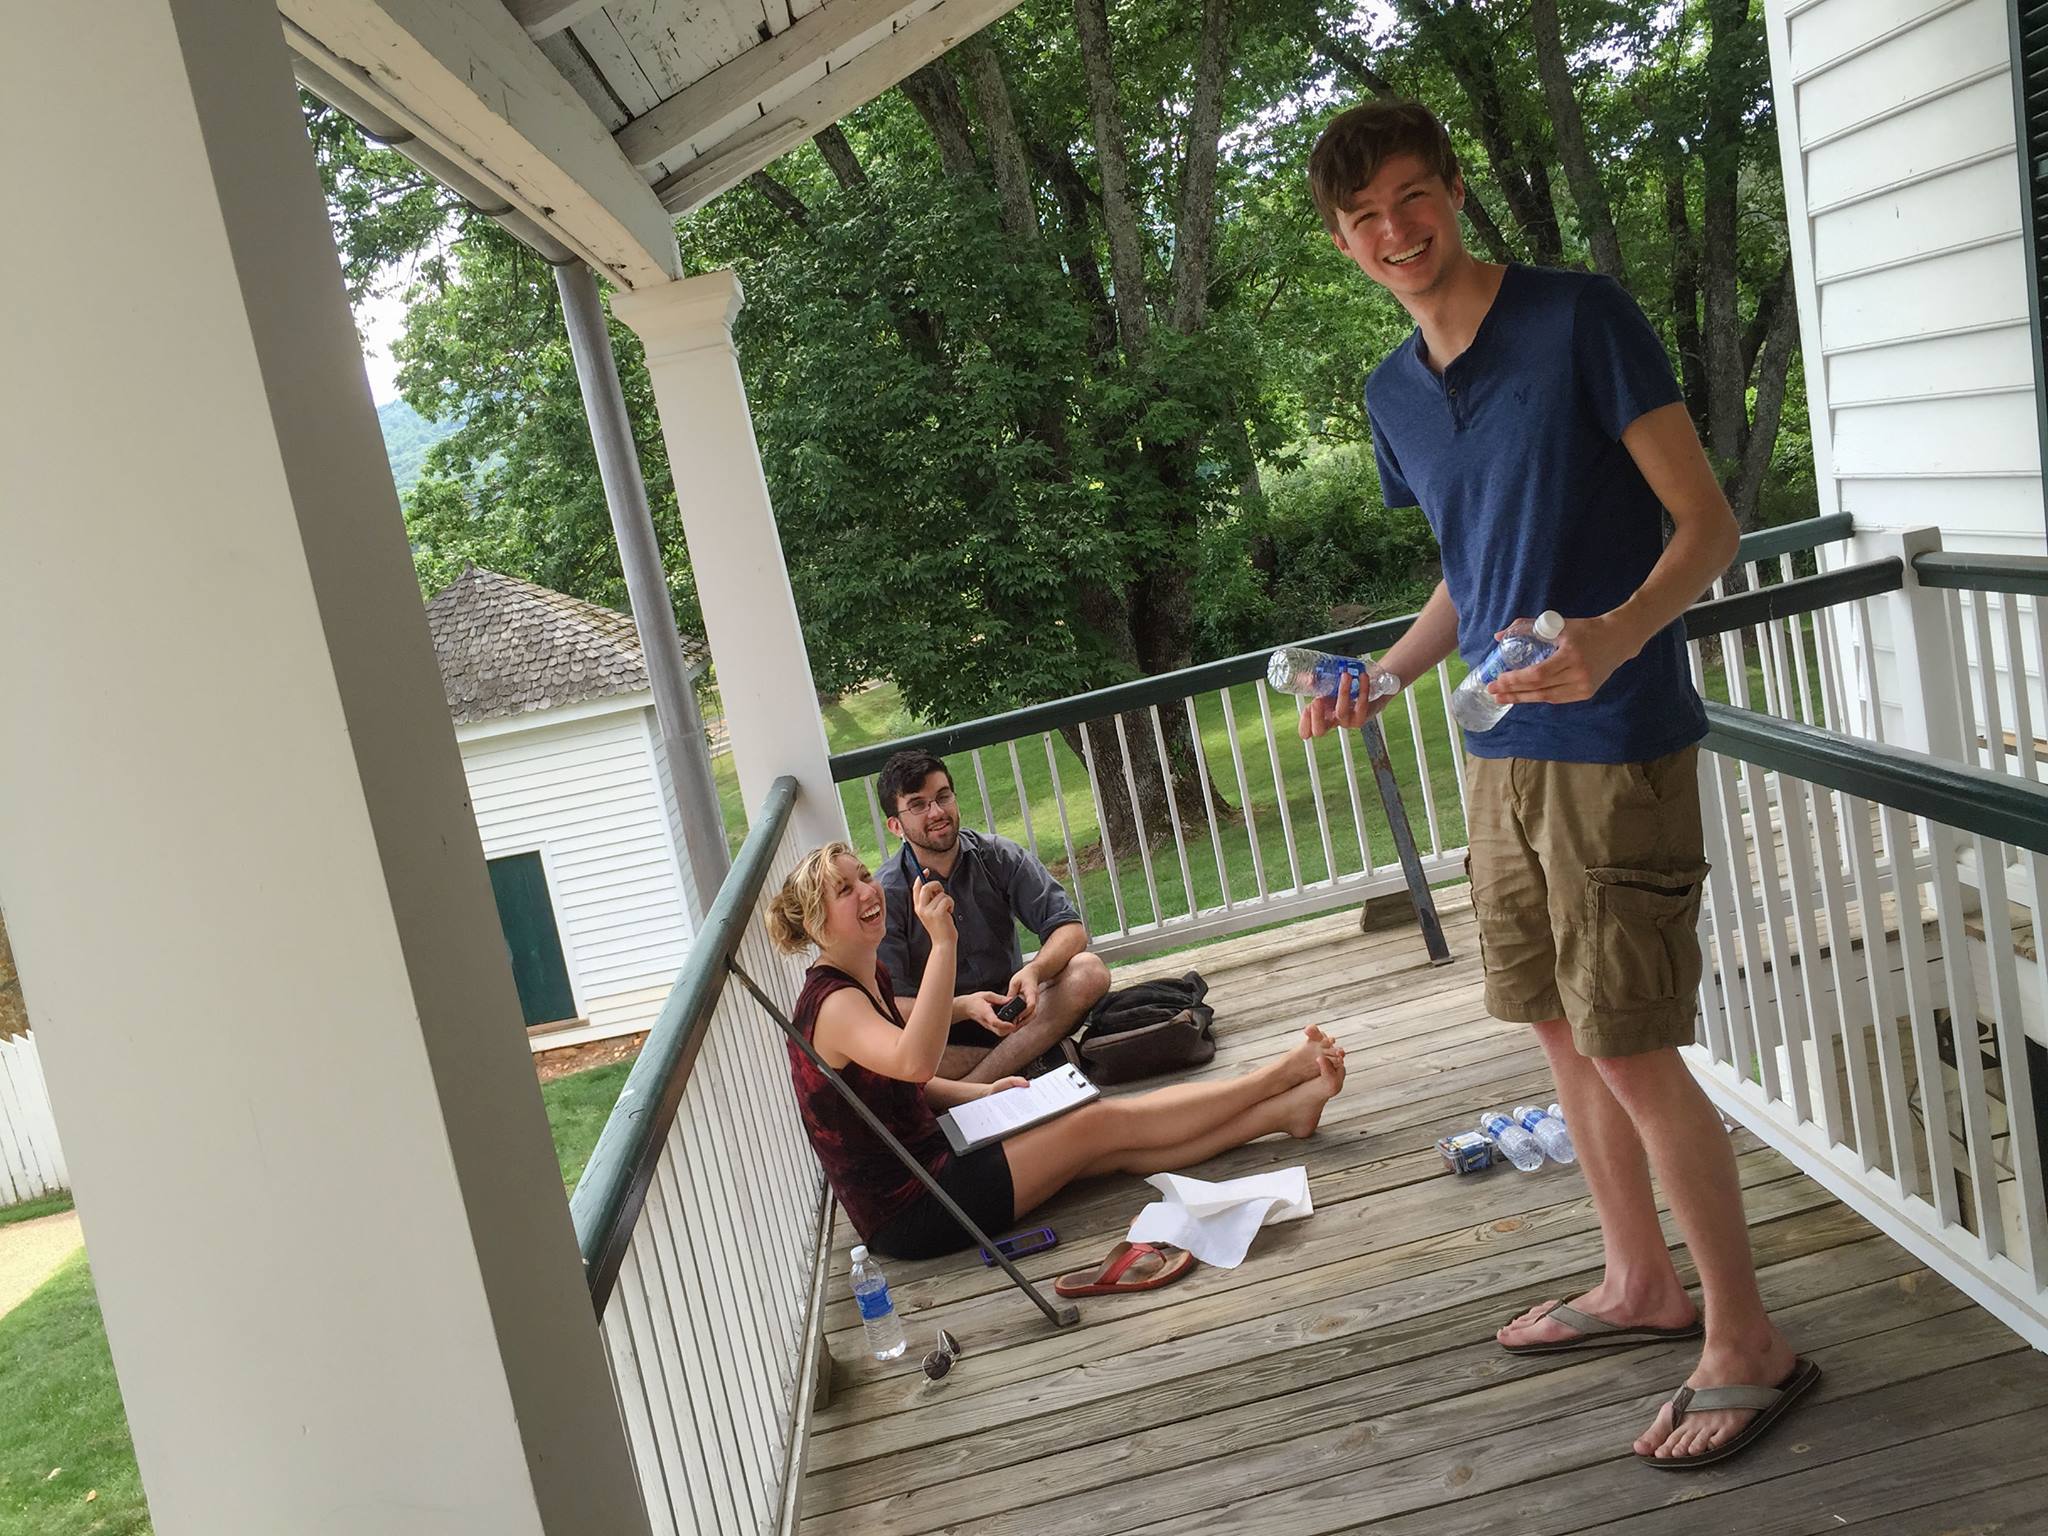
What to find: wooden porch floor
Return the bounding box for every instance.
[797,898,2048,1535]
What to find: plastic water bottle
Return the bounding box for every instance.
[1513,1104,1577,1165]
[1449,611,1566,732]
[1267,646,1401,703]
[1480,1111,1544,1173]
[849,1245,907,1360]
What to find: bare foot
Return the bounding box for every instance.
[1496,1276,1696,1350]
[1276,1026,1338,1089]
[1277,1047,1346,1138]
[1634,1330,1800,1461]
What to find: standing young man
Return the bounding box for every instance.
[1301,101,1814,1468]
[874,749,1111,1084]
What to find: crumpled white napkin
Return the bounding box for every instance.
[1124,1167,1313,1269]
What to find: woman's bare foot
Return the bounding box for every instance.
[1277,1047,1347,1138]
[1276,1026,1339,1089]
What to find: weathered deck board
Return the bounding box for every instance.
[797,904,2048,1534]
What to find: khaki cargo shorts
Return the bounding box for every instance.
[1464,745,1709,1059]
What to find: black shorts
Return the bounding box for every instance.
[866,1144,1016,1261]
[947,1018,1003,1048]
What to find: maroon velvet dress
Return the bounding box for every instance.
[786,962,1014,1259]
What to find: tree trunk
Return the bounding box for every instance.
[1401,0,1562,264]
[1700,0,1750,467]
[899,62,979,178]
[1057,705,1220,879]
[958,34,1040,241]
[1033,140,1119,358]
[1170,0,1233,335]
[813,125,868,188]
[1529,0,1625,281]
[747,170,812,230]
[1729,263,1800,528]
[1072,0,1152,360]
[1664,160,1709,431]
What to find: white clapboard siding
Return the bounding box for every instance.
[1767,0,2046,752]
[457,702,694,1047]
[0,1034,69,1208]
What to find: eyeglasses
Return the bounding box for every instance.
[921,1327,961,1381]
[899,789,957,818]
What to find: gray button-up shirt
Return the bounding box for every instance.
[877,828,1083,998]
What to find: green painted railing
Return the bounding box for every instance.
[1912,549,2048,597]
[1704,702,2048,854]
[570,774,800,1310]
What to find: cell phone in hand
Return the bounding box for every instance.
[994,994,1027,1023]
[979,1227,1058,1265]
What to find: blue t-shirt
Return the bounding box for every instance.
[1367,264,1706,764]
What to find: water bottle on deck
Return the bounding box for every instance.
[1450,611,1565,732]
[1480,1111,1545,1173]
[1267,646,1400,704]
[850,1245,907,1360]
[1512,1104,1577,1165]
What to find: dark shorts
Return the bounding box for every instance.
[865,1144,1017,1261]
[947,1018,1002,1048]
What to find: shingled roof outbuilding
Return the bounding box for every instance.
[425,565,707,726]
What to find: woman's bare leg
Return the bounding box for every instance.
[1002,1030,1345,1215]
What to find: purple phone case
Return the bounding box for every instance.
[979,1227,1057,1265]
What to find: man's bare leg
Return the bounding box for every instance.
[960,952,1112,1084]
[1597,1046,1796,1460]
[1497,1018,1696,1348]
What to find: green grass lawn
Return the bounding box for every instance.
[0,1253,149,1535]
[0,1191,74,1231]
[0,1062,642,1535]
[710,616,1827,944]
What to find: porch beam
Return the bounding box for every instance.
[650,0,1025,213]
[279,0,681,286]
[611,271,849,851]
[555,262,732,921]
[616,0,926,170]
[0,3,647,1527]
[503,0,605,40]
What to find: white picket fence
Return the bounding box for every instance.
[0,1032,69,1207]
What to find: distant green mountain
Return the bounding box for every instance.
[377,397,460,494]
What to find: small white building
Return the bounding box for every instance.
[425,565,709,1051]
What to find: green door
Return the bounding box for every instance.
[487,852,578,1027]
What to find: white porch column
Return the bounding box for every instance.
[0,5,646,1533]
[611,272,849,850]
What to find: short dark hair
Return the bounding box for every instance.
[877,750,951,818]
[1307,99,1460,232]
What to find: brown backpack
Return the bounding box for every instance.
[1059,972,1216,1085]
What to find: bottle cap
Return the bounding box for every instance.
[850,1244,868,1263]
[1534,610,1564,641]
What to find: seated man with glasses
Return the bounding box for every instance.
[874,748,1111,1084]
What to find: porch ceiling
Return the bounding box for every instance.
[283,0,1024,289]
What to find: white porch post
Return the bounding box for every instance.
[1878,526,1970,760]
[0,4,646,1533]
[612,272,849,850]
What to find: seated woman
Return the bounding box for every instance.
[766,842,1347,1261]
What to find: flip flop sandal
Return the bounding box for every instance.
[1053,1241,1196,1298]
[1499,1300,1705,1355]
[1637,1357,1823,1470]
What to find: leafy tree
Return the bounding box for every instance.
[311,0,1818,853]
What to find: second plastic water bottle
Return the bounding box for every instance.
[1512,1104,1577,1165]
[1267,646,1401,704]
[1450,611,1565,732]
[849,1244,907,1361]
[1480,1111,1544,1173]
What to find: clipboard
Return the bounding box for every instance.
[939,1064,1099,1154]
